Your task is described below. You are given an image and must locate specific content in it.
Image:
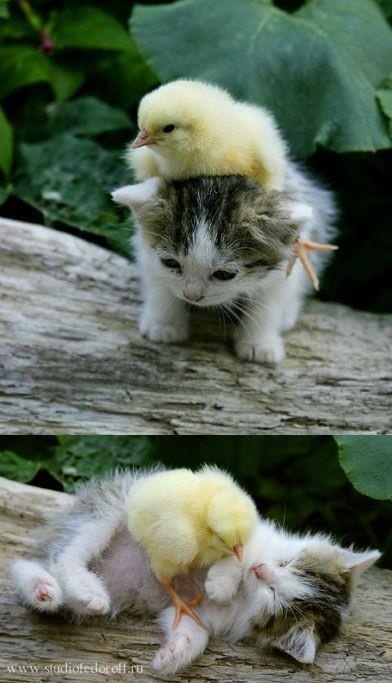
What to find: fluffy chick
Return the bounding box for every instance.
[128,79,287,190]
[127,466,258,628]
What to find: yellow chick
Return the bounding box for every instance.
[128,80,337,287]
[128,79,287,190]
[127,466,258,629]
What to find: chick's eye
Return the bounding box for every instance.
[161,257,181,270]
[213,270,237,281]
[163,124,175,133]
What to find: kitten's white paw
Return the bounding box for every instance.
[235,336,285,365]
[205,569,236,603]
[152,635,192,674]
[139,315,188,343]
[80,593,110,615]
[32,578,63,610]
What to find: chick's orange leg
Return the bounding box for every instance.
[285,239,338,291]
[160,582,207,631]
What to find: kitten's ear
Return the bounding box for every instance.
[111,177,163,210]
[274,623,318,664]
[282,201,313,225]
[342,549,381,580]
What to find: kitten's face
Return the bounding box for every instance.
[243,540,380,663]
[132,176,307,308]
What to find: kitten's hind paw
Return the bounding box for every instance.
[139,316,189,344]
[80,593,110,615]
[235,336,285,365]
[152,635,192,675]
[32,578,63,611]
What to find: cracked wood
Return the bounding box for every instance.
[0,217,391,434]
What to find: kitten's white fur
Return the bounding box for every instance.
[11,471,378,674]
[113,162,337,364]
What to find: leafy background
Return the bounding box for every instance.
[0,435,391,567]
[0,0,391,310]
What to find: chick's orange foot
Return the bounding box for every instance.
[285,239,338,291]
[160,582,207,631]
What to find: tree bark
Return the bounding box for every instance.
[0,217,391,434]
[0,477,391,682]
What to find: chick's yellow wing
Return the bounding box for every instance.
[146,515,200,582]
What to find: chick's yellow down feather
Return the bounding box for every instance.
[127,466,258,583]
[128,79,287,191]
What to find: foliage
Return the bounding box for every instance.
[132,0,392,157]
[0,1,391,310]
[0,435,391,567]
[335,435,392,500]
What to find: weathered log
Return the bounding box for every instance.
[0,217,391,434]
[0,477,391,682]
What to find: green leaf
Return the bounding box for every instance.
[46,97,132,137]
[376,0,392,19]
[132,0,392,156]
[48,58,85,102]
[0,0,9,20]
[377,86,392,132]
[52,6,132,51]
[335,435,392,500]
[49,436,153,491]
[0,451,41,482]
[0,106,13,177]
[0,46,50,100]
[90,43,158,109]
[12,132,132,254]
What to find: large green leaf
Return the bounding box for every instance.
[0,46,50,100]
[132,0,392,156]
[46,97,132,137]
[13,133,133,254]
[0,106,12,177]
[52,5,132,51]
[335,435,392,500]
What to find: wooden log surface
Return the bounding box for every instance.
[0,217,391,435]
[0,476,391,682]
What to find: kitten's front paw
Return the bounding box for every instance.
[205,567,236,603]
[152,635,192,674]
[139,315,189,344]
[235,335,285,365]
[32,578,63,610]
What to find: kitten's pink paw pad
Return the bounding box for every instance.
[32,578,61,607]
[81,594,110,615]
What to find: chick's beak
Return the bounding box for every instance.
[233,544,244,562]
[132,128,157,148]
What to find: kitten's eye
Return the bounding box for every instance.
[212,270,237,281]
[279,560,290,567]
[161,257,180,270]
[163,124,175,133]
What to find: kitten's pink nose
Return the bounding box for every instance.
[183,283,204,302]
[250,563,274,583]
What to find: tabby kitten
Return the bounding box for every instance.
[113,162,336,363]
[11,470,378,674]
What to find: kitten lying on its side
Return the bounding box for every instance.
[113,162,337,363]
[11,471,379,675]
